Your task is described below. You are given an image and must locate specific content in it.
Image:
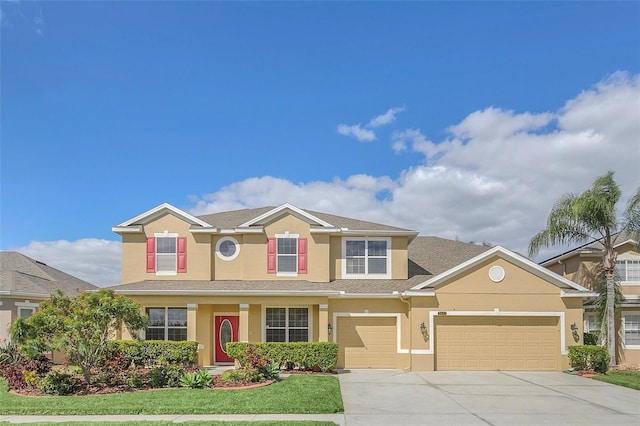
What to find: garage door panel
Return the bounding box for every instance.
[337,317,397,369]
[436,316,559,371]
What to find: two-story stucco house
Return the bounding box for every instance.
[110,203,593,371]
[541,233,640,366]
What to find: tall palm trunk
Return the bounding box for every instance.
[603,236,617,366]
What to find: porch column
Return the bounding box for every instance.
[239,303,250,342]
[319,304,329,342]
[187,303,198,341]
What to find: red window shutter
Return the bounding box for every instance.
[177,236,187,273]
[267,237,276,274]
[298,238,307,274]
[146,237,155,273]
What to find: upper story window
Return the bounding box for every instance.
[267,234,307,276]
[216,237,240,261]
[615,259,640,283]
[342,237,391,279]
[146,233,187,275]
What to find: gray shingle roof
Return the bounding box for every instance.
[110,236,491,295]
[196,206,413,232]
[0,252,98,297]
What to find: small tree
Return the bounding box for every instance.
[11,289,147,384]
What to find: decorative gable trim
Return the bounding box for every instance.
[113,203,214,233]
[412,245,592,294]
[238,203,335,229]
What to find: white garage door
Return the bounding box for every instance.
[436,316,560,371]
[337,317,397,369]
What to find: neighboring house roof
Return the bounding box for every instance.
[413,245,594,296]
[110,237,491,296]
[0,252,97,298]
[540,231,638,267]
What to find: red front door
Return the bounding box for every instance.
[214,315,239,363]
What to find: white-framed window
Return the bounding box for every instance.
[145,307,187,341]
[342,237,391,279]
[623,312,640,348]
[615,260,640,283]
[15,301,38,320]
[155,233,178,275]
[264,307,309,342]
[584,313,598,333]
[17,307,36,319]
[276,234,298,276]
[216,237,240,261]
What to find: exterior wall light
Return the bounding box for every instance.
[419,321,428,342]
[328,323,333,335]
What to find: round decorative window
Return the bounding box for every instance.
[489,265,505,283]
[216,237,240,261]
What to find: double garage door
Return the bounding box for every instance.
[436,316,560,371]
[337,315,560,371]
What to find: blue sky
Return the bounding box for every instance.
[1,1,639,285]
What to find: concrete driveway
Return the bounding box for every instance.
[338,369,640,425]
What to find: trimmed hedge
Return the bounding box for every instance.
[568,345,609,373]
[106,340,198,366]
[583,332,599,346]
[226,342,338,372]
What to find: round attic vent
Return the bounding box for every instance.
[489,266,505,283]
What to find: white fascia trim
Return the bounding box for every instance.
[623,295,640,300]
[0,291,50,298]
[115,203,213,229]
[239,203,335,228]
[309,228,342,234]
[15,301,40,308]
[614,238,638,249]
[112,225,143,233]
[426,310,568,355]
[401,291,436,297]
[113,289,340,297]
[333,312,409,354]
[561,290,598,298]
[412,245,591,293]
[340,230,419,238]
[189,227,264,234]
[332,292,403,299]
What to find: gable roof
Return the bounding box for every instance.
[539,231,639,266]
[113,203,214,234]
[412,245,594,296]
[0,252,98,298]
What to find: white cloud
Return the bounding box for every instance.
[18,73,640,284]
[338,106,405,142]
[368,107,405,128]
[14,239,121,287]
[336,124,376,142]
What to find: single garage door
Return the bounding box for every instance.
[337,316,397,369]
[436,316,560,371]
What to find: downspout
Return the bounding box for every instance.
[400,294,412,371]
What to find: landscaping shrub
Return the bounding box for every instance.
[226,342,338,372]
[39,371,81,395]
[106,340,198,366]
[583,332,599,345]
[568,345,610,373]
[179,369,213,389]
[0,351,51,390]
[149,364,190,388]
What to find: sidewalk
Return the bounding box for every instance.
[2,413,347,424]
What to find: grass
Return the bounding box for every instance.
[592,370,640,390]
[0,375,344,415]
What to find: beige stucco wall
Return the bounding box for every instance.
[120,213,213,284]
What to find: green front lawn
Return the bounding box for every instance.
[0,375,344,415]
[592,370,640,390]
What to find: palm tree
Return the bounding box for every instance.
[529,171,640,366]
